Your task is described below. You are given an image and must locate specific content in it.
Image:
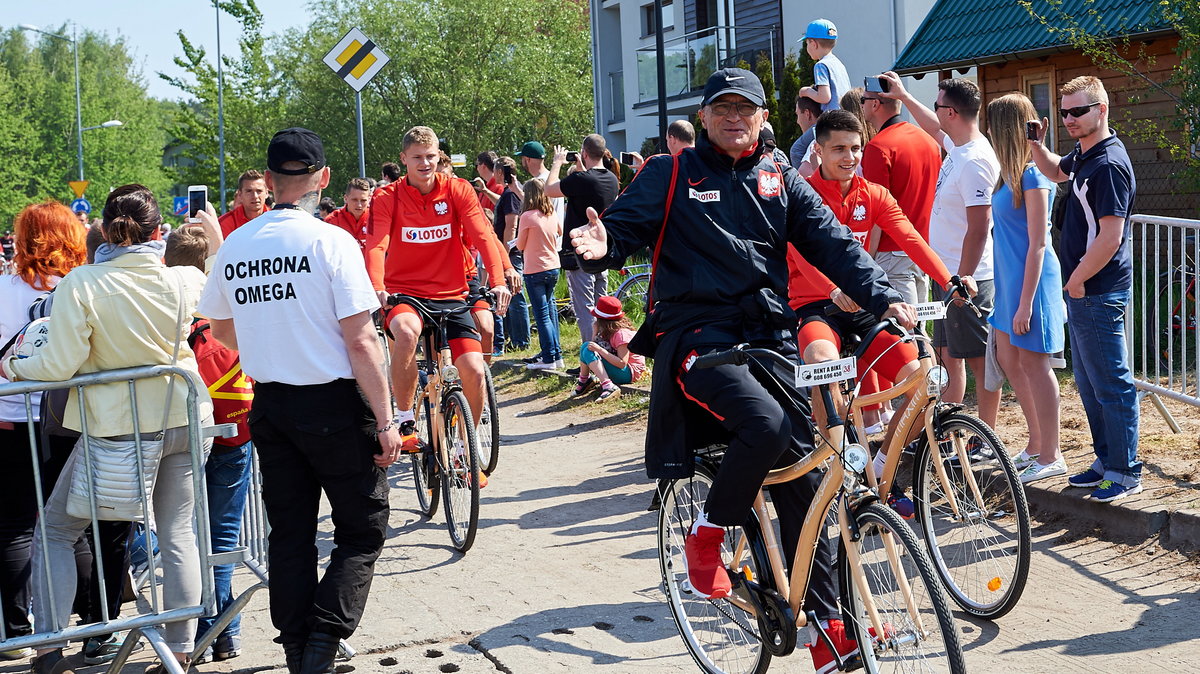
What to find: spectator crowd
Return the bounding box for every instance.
[0,15,1142,673]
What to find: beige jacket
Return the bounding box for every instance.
[3,252,213,436]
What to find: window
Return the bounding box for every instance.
[643,0,674,36]
[1021,70,1056,149]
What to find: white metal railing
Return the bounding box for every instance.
[1128,214,1199,432]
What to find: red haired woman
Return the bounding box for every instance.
[0,201,85,660]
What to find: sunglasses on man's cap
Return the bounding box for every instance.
[1059,102,1100,119]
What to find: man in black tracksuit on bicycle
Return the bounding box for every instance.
[571,68,915,673]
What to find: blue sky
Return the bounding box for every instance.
[7,0,316,100]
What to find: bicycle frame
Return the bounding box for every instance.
[848,335,987,525]
[416,322,462,471]
[708,351,927,646]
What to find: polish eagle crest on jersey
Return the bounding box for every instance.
[852,204,867,221]
[434,201,449,216]
[757,170,781,198]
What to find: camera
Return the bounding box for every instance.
[620,152,635,165]
[565,151,579,163]
[864,77,890,94]
[502,164,515,184]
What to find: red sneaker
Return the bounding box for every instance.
[808,619,860,674]
[683,525,732,599]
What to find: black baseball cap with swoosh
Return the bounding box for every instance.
[268,127,327,175]
[701,68,766,107]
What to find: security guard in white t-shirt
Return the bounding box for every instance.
[197,128,401,674]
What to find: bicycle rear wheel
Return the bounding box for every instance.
[441,390,481,552]
[912,412,1031,619]
[479,365,501,475]
[840,502,966,674]
[411,379,440,518]
[616,272,652,319]
[658,460,772,674]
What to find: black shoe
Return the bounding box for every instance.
[299,632,340,674]
[32,650,71,674]
[521,356,539,364]
[566,366,581,376]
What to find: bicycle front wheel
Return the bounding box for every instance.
[441,390,481,552]
[411,379,440,518]
[912,412,1031,619]
[479,366,501,475]
[658,460,772,674]
[616,272,652,318]
[840,502,966,674]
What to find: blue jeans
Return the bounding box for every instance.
[580,343,634,384]
[525,270,562,363]
[197,443,253,640]
[1066,289,1141,485]
[504,250,531,349]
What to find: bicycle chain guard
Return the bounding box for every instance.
[733,573,796,657]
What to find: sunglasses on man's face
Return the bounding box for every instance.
[1059,101,1100,119]
[933,102,957,113]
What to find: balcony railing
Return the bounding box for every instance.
[636,25,777,104]
[609,70,625,123]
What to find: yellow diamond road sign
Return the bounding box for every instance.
[323,28,389,92]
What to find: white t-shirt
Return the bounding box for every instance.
[929,134,1000,280]
[196,208,379,386]
[0,275,52,422]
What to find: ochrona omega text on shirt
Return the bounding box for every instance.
[223,254,312,304]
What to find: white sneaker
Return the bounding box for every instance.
[527,361,555,370]
[1011,450,1040,471]
[1019,459,1067,484]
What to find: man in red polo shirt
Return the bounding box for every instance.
[218,169,270,238]
[325,177,387,294]
[371,126,512,453]
[861,81,942,305]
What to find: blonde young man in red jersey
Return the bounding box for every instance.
[325,177,388,293]
[788,110,967,498]
[371,126,512,453]
[218,169,269,238]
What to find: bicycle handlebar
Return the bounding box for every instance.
[941,275,981,317]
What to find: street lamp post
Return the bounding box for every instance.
[19,23,84,181]
[19,24,123,186]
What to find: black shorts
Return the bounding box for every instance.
[384,297,480,344]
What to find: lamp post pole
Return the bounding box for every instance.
[72,24,84,182]
[216,1,227,214]
[20,24,85,181]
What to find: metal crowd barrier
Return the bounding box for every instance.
[0,365,216,673]
[1129,214,1200,432]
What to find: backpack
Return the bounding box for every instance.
[187,318,252,447]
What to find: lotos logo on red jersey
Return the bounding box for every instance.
[402,224,452,243]
[852,231,869,246]
[757,170,781,198]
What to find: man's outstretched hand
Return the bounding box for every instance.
[571,207,608,261]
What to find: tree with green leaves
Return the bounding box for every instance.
[1019,0,1200,183]
[0,26,171,227]
[161,0,285,209]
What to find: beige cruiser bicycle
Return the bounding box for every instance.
[390,294,484,553]
[830,281,1032,620]
[657,339,967,673]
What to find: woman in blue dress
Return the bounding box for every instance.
[987,93,1067,483]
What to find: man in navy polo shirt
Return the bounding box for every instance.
[1030,75,1140,502]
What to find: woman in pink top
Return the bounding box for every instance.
[573,296,646,401]
[516,179,563,368]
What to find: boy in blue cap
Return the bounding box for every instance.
[791,19,852,177]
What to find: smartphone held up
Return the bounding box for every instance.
[1026,120,1040,142]
[187,185,207,223]
[864,76,890,94]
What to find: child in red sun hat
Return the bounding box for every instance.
[573,296,646,400]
